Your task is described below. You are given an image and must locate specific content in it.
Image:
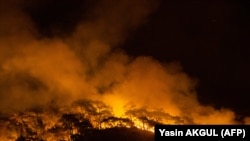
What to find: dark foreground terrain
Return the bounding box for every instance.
[16,127,154,141]
[70,127,154,141]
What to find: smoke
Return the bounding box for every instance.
[0,0,247,124]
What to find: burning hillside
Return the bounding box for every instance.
[0,0,249,140]
[0,99,179,140]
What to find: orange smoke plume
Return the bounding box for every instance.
[0,1,249,140]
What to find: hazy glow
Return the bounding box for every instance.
[0,0,249,140]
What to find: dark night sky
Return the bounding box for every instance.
[124,0,250,116]
[25,0,250,116]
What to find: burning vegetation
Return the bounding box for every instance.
[0,99,184,141]
[0,0,249,140]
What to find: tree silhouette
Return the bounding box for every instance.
[72,99,113,129]
[72,99,97,119]
[7,111,46,141]
[101,116,134,128]
[59,113,80,135]
[124,103,185,128]
[55,113,94,141]
[0,99,160,141]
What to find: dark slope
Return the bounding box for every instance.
[76,127,154,141]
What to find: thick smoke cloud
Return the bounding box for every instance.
[0,0,246,124]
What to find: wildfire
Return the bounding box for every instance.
[0,98,186,140]
[0,0,249,140]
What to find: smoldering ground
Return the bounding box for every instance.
[0,0,246,124]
